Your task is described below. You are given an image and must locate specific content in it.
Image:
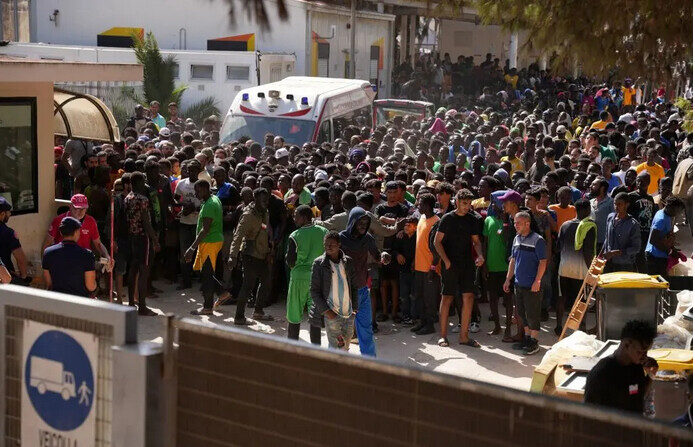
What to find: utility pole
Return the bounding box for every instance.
[350,0,356,78]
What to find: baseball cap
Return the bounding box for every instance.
[70,194,89,209]
[159,127,171,137]
[0,197,11,212]
[499,189,523,205]
[59,216,82,234]
[275,148,289,159]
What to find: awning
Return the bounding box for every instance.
[54,88,120,143]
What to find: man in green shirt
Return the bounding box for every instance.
[483,202,513,338]
[185,179,224,315]
[286,205,328,343]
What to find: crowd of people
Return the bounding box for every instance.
[0,67,691,357]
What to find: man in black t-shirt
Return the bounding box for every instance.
[585,320,656,415]
[628,172,657,272]
[433,188,485,348]
[374,181,410,322]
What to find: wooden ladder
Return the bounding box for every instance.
[559,256,607,340]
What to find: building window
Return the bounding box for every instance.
[0,98,38,214]
[317,42,329,77]
[369,45,380,85]
[172,63,180,79]
[226,65,249,81]
[190,64,214,80]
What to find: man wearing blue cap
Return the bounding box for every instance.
[0,197,29,284]
[42,217,96,297]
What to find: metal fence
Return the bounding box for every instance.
[173,318,692,447]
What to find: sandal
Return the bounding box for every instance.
[437,337,450,347]
[459,338,481,348]
[214,292,232,308]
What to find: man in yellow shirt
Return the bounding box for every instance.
[500,141,524,174]
[621,78,636,108]
[590,110,612,131]
[635,148,666,195]
[504,68,519,90]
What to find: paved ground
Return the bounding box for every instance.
[135,280,566,391]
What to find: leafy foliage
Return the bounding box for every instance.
[216,0,288,31]
[474,0,692,83]
[132,32,188,107]
[675,97,693,133]
[182,97,221,128]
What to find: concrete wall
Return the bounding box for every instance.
[310,9,393,97]
[0,82,56,266]
[439,20,539,68]
[32,0,308,75]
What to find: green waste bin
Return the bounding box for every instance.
[595,272,670,341]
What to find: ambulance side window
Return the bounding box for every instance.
[317,120,331,144]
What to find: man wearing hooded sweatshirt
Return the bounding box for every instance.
[339,207,386,356]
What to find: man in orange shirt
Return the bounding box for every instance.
[549,187,577,230]
[411,193,440,336]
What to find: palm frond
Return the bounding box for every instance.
[181,96,221,128]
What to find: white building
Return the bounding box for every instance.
[26,0,395,98]
[0,42,296,113]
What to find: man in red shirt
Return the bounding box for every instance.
[43,194,112,269]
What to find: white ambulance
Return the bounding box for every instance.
[219,76,376,146]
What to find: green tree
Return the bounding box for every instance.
[474,0,692,84]
[181,97,221,128]
[132,32,187,107]
[130,31,220,126]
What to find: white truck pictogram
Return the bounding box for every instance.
[29,356,76,401]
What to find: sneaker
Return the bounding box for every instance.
[190,308,213,316]
[415,325,435,335]
[524,338,540,355]
[469,322,480,333]
[410,322,424,333]
[401,317,415,326]
[512,336,529,351]
[540,308,549,322]
[252,312,274,321]
[138,307,157,316]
